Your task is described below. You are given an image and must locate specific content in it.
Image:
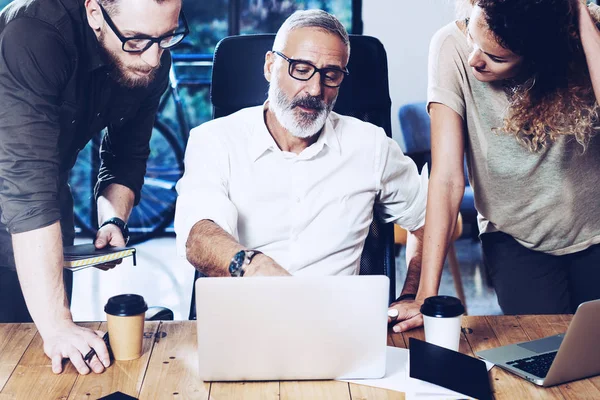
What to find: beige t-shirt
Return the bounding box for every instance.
[427,21,600,255]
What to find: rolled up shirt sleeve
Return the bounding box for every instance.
[94,52,171,205]
[374,128,428,232]
[0,19,71,234]
[174,122,239,257]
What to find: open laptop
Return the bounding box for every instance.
[194,275,389,381]
[476,299,600,386]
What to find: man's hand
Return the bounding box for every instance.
[388,298,424,333]
[42,320,110,375]
[243,254,291,277]
[93,223,126,270]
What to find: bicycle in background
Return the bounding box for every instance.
[70,53,213,244]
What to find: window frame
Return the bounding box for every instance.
[227,0,363,36]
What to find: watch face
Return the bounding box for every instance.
[229,250,246,277]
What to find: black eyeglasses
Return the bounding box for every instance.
[98,3,189,53]
[272,51,349,88]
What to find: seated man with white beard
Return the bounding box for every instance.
[175,10,429,331]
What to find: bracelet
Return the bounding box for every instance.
[395,293,416,302]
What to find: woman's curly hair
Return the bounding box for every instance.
[476,0,600,152]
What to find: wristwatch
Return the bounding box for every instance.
[229,249,262,277]
[99,217,130,245]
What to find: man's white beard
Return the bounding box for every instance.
[268,74,334,139]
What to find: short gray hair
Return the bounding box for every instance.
[273,9,350,58]
[99,0,173,16]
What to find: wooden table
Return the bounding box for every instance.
[1,316,599,399]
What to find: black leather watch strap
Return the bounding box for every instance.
[99,217,130,245]
[395,293,417,302]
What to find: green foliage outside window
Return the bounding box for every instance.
[240,0,352,35]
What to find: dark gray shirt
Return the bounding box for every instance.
[0,0,170,268]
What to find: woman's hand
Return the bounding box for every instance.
[388,299,424,333]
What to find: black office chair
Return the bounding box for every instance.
[188,34,396,320]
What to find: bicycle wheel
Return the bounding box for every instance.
[70,120,184,244]
[128,120,183,244]
[71,134,101,238]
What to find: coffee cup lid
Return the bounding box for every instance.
[104,294,148,317]
[420,295,465,318]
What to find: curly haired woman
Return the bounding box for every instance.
[416,0,600,317]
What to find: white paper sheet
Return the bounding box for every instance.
[341,346,494,399]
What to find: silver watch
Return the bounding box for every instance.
[228,249,262,277]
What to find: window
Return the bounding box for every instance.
[0,0,361,238]
[177,0,359,129]
[179,1,229,54]
[240,0,354,35]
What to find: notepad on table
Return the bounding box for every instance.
[63,244,136,271]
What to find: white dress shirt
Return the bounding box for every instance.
[175,105,428,276]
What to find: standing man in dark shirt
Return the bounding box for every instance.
[0,0,186,374]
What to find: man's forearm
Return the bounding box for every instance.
[186,220,244,277]
[97,183,135,225]
[401,226,424,297]
[12,221,71,336]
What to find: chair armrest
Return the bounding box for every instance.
[145,306,174,321]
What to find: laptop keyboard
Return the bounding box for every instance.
[506,351,558,378]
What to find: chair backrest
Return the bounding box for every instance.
[399,101,473,183]
[398,102,432,171]
[189,34,396,320]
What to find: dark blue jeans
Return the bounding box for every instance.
[0,267,72,323]
[481,231,600,315]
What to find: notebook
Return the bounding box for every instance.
[63,244,136,271]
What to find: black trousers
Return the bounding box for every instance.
[0,268,73,323]
[481,231,600,315]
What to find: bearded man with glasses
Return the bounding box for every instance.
[176,10,428,332]
[0,0,186,375]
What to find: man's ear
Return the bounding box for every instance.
[264,51,275,82]
[84,0,103,33]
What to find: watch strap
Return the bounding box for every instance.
[99,217,130,245]
[395,293,417,302]
[244,250,262,264]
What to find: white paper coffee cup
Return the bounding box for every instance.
[420,296,465,352]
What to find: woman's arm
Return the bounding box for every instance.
[417,103,466,300]
[579,1,600,102]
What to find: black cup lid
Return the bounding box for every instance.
[104,294,148,316]
[420,295,465,318]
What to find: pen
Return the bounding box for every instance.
[83,332,110,363]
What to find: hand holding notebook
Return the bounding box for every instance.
[63,244,136,271]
